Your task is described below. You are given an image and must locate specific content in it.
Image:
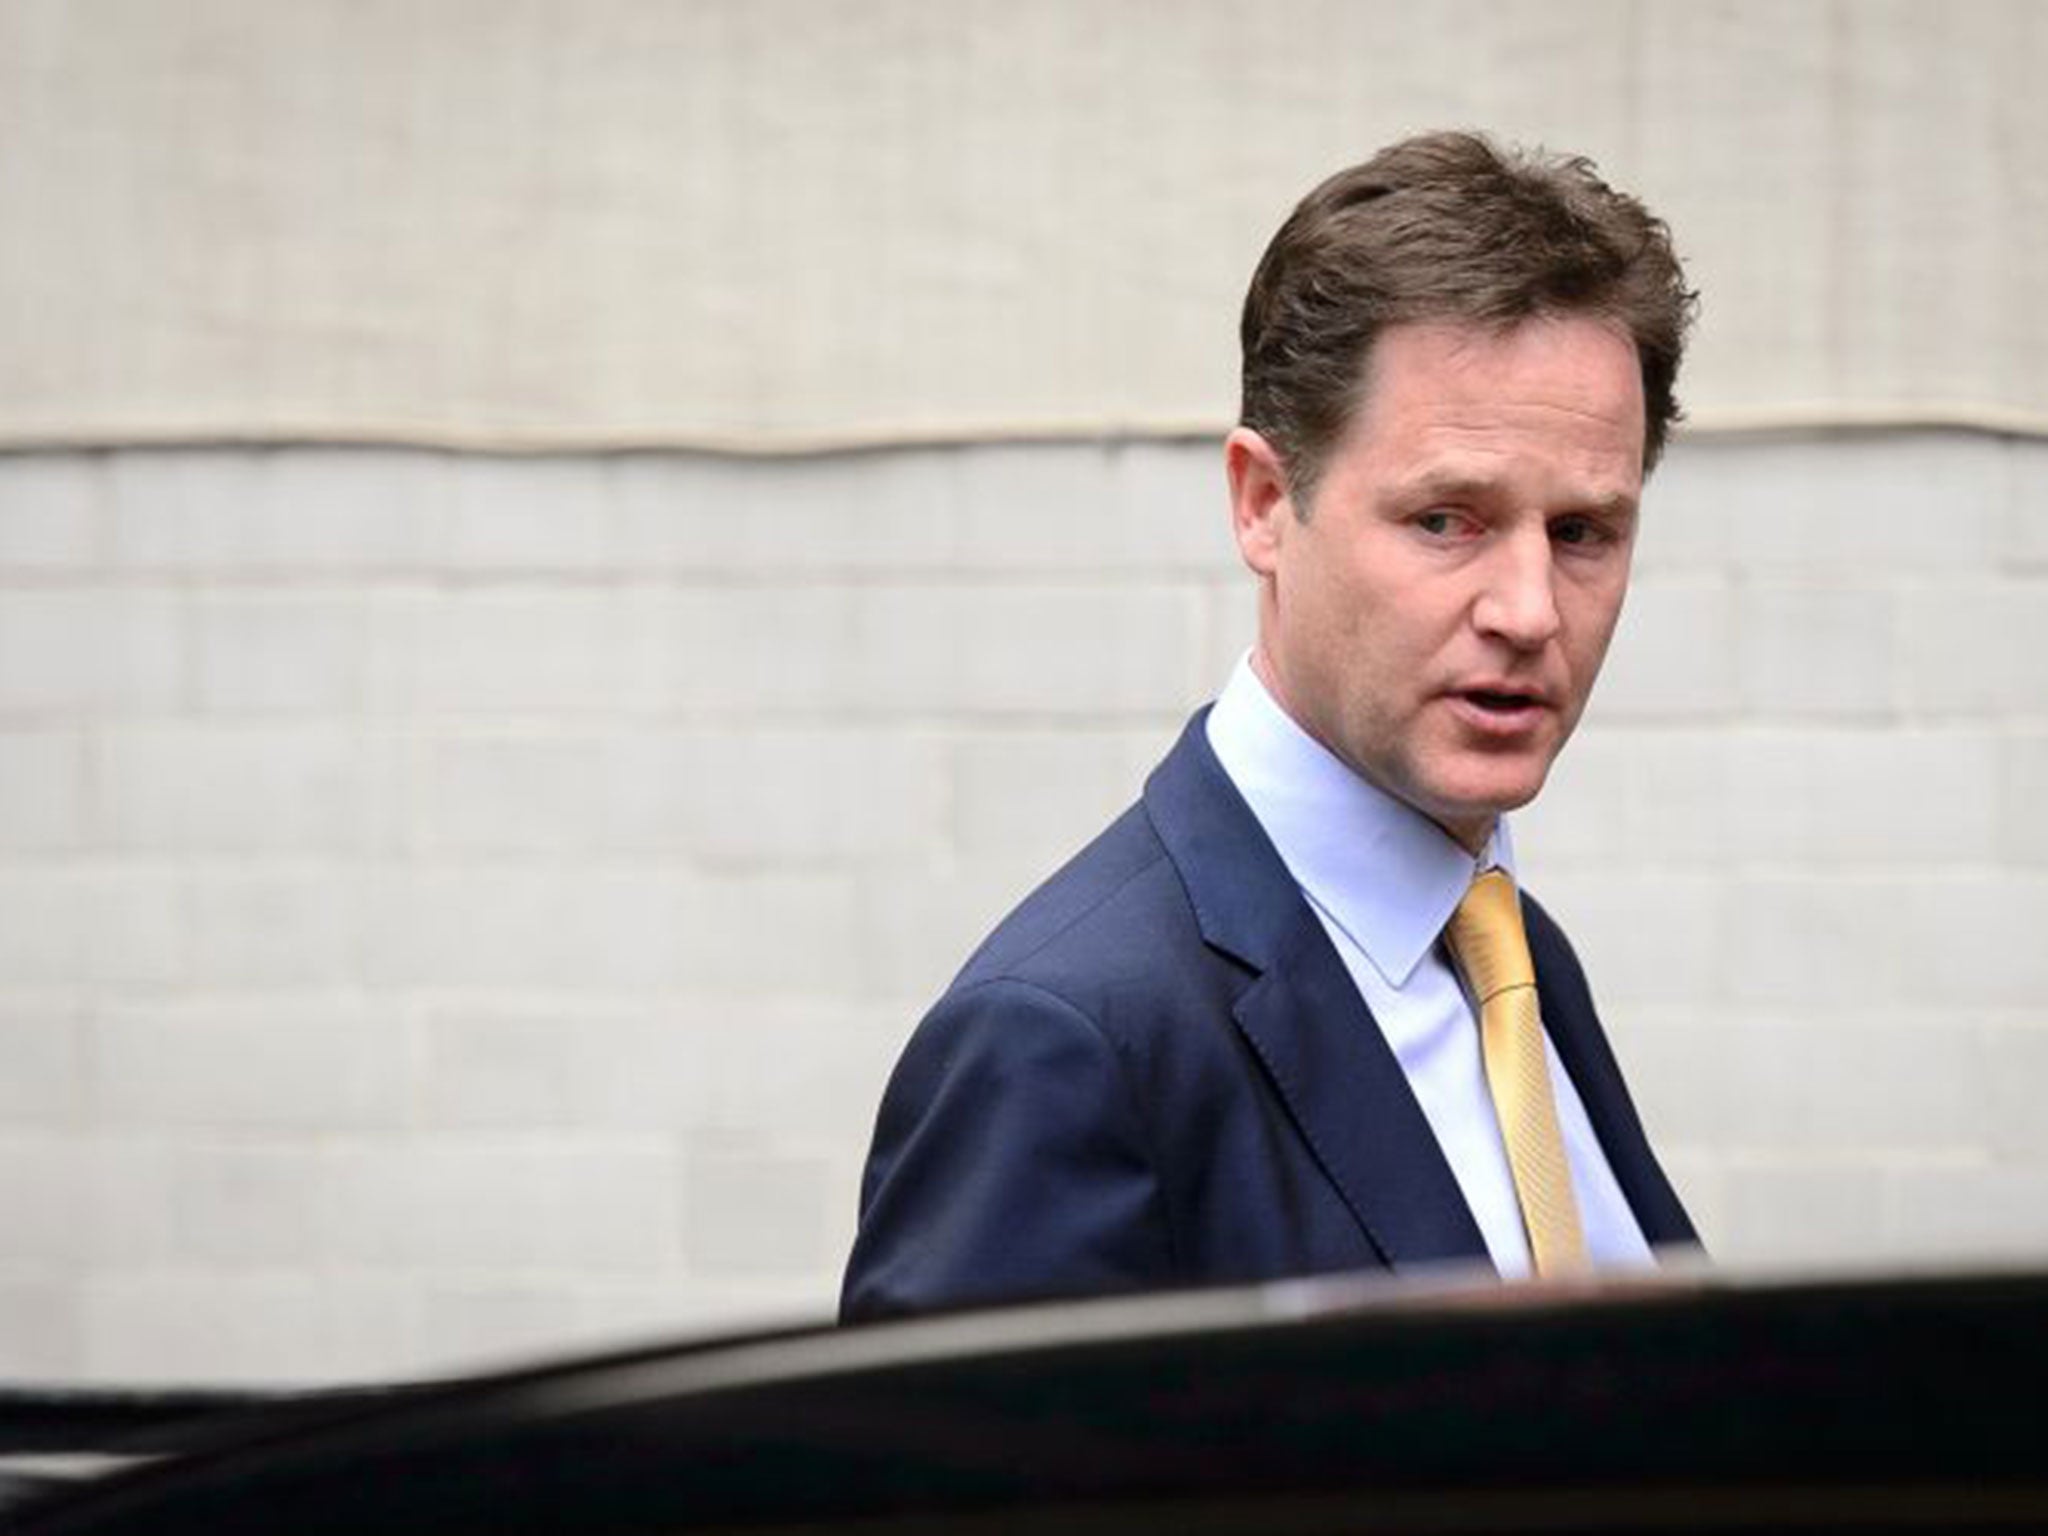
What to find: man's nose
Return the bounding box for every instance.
[1472,530,1561,649]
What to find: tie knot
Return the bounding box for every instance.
[1445,869,1535,1002]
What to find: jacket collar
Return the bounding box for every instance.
[1142,712,1492,1271]
[1204,657,1507,988]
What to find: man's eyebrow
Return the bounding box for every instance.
[1575,490,1641,519]
[1385,471,1497,506]
[1384,473,1639,516]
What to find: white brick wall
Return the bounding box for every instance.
[0,431,2044,1385]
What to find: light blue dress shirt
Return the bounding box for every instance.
[1205,657,1653,1277]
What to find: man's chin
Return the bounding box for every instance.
[1414,767,1550,842]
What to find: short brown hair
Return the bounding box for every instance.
[1239,131,1696,500]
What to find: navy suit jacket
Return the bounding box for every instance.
[842,712,1695,1321]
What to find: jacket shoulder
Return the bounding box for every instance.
[950,801,1203,1005]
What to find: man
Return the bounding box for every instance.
[842,131,1699,1322]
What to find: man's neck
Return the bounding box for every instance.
[1246,645,1497,858]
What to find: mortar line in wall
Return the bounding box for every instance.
[0,569,1238,591]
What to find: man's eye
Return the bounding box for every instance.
[1552,516,1606,547]
[1415,511,1458,537]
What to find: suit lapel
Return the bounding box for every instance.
[1232,922,1495,1267]
[1528,909,1699,1249]
[1144,714,1491,1271]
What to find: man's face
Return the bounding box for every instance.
[1227,316,1645,852]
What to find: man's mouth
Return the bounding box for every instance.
[1462,688,1544,713]
[1447,686,1554,738]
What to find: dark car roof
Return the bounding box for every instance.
[8,1264,2048,1535]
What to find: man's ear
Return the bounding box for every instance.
[1225,426,1294,578]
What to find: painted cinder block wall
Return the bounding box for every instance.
[0,429,2044,1383]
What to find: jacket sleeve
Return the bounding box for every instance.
[840,976,1174,1322]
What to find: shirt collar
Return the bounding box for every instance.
[1205,655,1514,988]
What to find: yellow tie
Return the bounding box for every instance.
[1444,870,1590,1278]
